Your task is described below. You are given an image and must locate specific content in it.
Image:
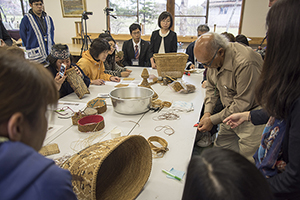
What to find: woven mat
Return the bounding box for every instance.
[115,83,129,88]
[123,77,135,81]
[39,143,60,156]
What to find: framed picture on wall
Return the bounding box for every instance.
[60,0,86,18]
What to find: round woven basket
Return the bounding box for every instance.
[61,135,152,200]
[78,115,105,132]
[87,97,107,114]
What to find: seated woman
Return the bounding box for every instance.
[46,44,90,98]
[0,48,76,199]
[149,11,177,69]
[98,33,132,77]
[235,34,249,46]
[77,38,120,85]
[182,148,273,200]
[223,0,300,198]
[221,32,236,42]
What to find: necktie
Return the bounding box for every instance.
[135,45,139,59]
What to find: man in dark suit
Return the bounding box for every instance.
[122,23,151,67]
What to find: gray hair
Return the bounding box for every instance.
[202,32,229,55]
[197,24,210,33]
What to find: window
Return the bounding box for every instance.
[0,0,30,30]
[109,0,244,36]
[174,0,207,36]
[109,0,166,35]
[207,0,242,35]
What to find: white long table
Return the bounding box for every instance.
[45,67,205,200]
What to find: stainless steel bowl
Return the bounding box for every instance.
[109,87,154,115]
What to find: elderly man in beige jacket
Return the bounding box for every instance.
[194,32,265,161]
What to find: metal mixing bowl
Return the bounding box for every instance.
[109,87,154,115]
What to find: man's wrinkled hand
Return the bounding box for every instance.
[198,114,213,132]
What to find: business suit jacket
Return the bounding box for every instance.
[122,39,151,67]
[149,29,177,57]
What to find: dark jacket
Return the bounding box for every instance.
[185,41,204,70]
[47,63,90,98]
[122,39,151,67]
[185,41,195,70]
[251,98,300,200]
[149,29,177,57]
[0,141,77,200]
[0,20,13,46]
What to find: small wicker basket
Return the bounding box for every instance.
[154,53,188,78]
[87,97,107,114]
[78,115,105,132]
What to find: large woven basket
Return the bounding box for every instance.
[154,53,188,78]
[61,135,152,200]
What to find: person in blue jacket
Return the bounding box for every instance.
[20,0,54,64]
[0,48,77,200]
[46,44,90,98]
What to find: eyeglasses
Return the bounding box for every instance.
[55,106,75,119]
[33,3,43,6]
[131,31,141,35]
[201,48,220,67]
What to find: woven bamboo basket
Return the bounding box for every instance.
[61,135,152,200]
[78,115,105,132]
[66,68,90,99]
[153,53,188,78]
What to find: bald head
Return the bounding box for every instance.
[194,32,228,68]
[195,34,215,62]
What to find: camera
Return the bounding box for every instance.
[104,7,114,12]
[82,11,93,15]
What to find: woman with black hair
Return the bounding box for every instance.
[46,43,90,98]
[77,38,121,85]
[98,33,132,77]
[149,11,177,69]
[224,0,300,198]
[182,148,273,200]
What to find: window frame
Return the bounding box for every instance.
[107,0,245,40]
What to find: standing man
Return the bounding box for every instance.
[185,24,209,70]
[20,0,54,64]
[194,32,265,161]
[122,23,151,67]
